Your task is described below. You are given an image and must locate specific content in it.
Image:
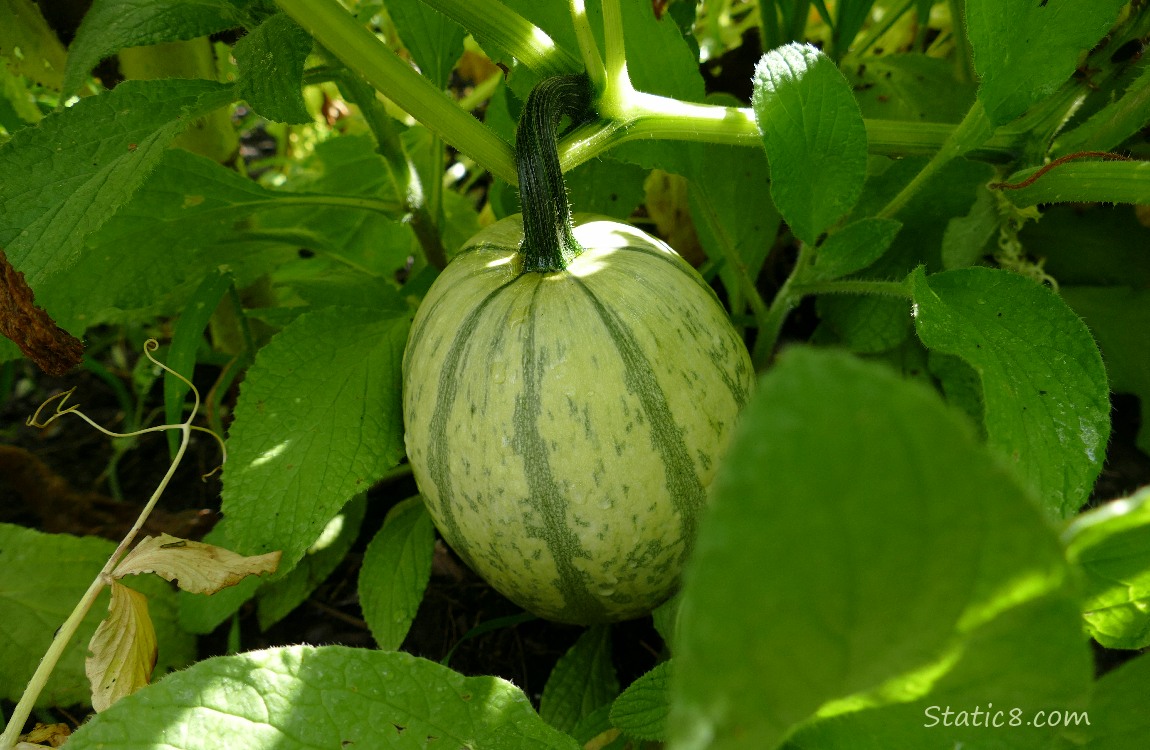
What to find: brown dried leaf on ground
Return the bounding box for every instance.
[0,249,83,376]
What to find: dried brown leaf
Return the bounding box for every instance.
[113,533,281,594]
[0,249,83,376]
[87,582,157,712]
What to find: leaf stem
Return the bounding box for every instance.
[273,0,518,184]
[752,243,815,368]
[569,0,605,90]
[791,278,913,298]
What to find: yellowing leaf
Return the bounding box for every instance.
[113,534,281,595]
[87,582,156,712]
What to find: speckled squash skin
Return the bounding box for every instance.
[402,214,754,624]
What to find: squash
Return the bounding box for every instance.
[401,76,754,624]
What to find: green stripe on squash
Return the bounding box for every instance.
[402,215,754,624]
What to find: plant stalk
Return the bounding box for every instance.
[274,0,518,184]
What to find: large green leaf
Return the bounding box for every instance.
[783,596,1090,749]
[221,307,409,570]
[965,0,1127,125]
[910,267,1110,519]
[65,645,582,749]
[611,661,671,742]
[1064,488,1150,649]
[752,43,867,244]
[62,0,245,95]
[257,494,367,631]
[0,524,193,706]
[0,79,235,285]
[1076,651,1150,748]
[669,348,1072,750]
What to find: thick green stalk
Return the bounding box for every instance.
[998,160,1150,207]
[420,0,580,78]
[274,0,518,184]
[516,75,594,272]
[1053,65,1150,157]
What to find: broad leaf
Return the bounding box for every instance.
[540,625,619,734]
[611,661,671,742]
[669,348,1072,750]
[966,0,1128,125]
[388,0,467,91]
[258,494,367,631]
[65,645,582,750]
[0,79,235,285]
[752,43,867,244]
[783,596,1089,749]
[0,524,193,707]
[910,267,1110,519]
[234,13,313,124]
[357,496,435,651]
[1076,651,1150,748]
[1064,488,1150,649]
[63,0,244,95]
[221,307,409,569]
[0,0,68,88]
[177,521,265,635]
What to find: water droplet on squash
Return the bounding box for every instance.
[598,498,612,510]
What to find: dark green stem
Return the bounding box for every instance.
[516,74,594,273]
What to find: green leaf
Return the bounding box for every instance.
[164,268,232,456]
[1060,286,1150,454]
[610,661,671,742]
[234,13,313,124]
[910,267,1110,519]
[63,0,244,96]
[0,523,193,706]
[941,183,997,269]
[752,43,867,244]
[669,348,1071,750]
[566,157,648,220]
[688,140,780,314]
[65,645,583,750]
[358,496,435,651]
[1064,488,1150,649]
[388,0,467,91]
[0,79,235,286]
[848,54,975,123]
[0,0,68,89]
[815,294,910,354]
[1077,651,1150,748]
[809,217,901,281]
[784,596,1090,750]
[221,307,409,569]
[257,494,367,632]
[965,0,1128,126]
[540,625,619,734]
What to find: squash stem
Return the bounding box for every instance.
[516,74,595,273]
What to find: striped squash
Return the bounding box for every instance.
[402,214,755,624]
